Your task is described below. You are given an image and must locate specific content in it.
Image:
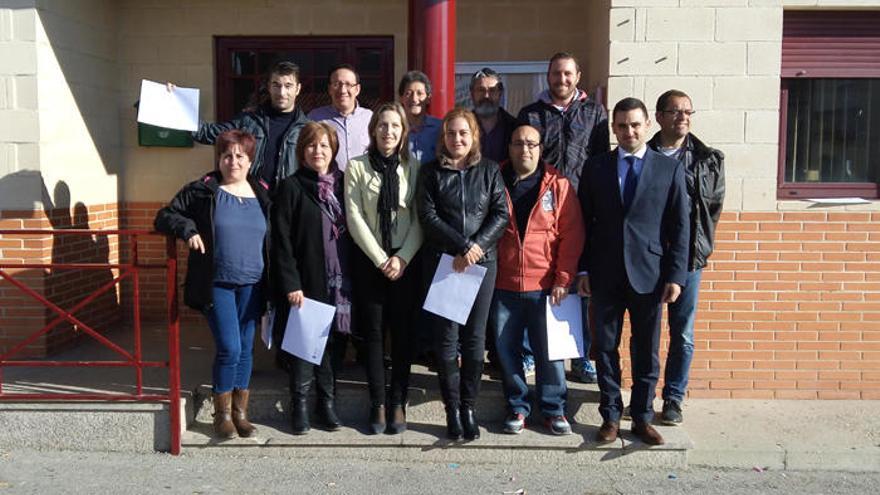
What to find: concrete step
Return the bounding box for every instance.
[185,365,692,468]
[182,420,692,468]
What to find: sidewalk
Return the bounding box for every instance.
[1,323,878,471]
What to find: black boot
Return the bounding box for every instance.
[386,404,406,435]
[316,399,342,431]
[289,396,309,435]
[460,404,480,440]
[289,356,311,435]
[446,403,463,440]
[369,404,386,435]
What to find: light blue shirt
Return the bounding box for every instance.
[407,115,442,164]
[617,145,647,203]
[308,103,373,172]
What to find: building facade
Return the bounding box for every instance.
[1,0,879,398]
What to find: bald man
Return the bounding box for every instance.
[492,125,585,435]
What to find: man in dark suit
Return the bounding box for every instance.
[576,97,689,446]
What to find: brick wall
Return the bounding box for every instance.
[0,203,123,357]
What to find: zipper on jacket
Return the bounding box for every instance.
[459,170,467,238]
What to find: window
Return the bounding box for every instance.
[778,11,880,199]
[214,36,394,122]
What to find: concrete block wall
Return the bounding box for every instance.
[608,1,880,399]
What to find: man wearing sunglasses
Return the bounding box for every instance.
[647,89,725,426]
[308,64,373,171]
[469,67,519,164]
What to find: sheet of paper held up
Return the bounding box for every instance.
[260,307,275,350]
[423,253,487,325]
[545,296,584,361]
[280,297,337,366]
[136,79,199,131]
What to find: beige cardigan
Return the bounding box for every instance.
[344,154,423,267]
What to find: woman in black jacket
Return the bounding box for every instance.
[154,130,270,439]
[271,122,353,435]
[418,108,509,440]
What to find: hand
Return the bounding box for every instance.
[166,82,176,92]
[550,286,568,306]
[464,244,484,265]
[662,283,682,304]
[287,290,304,308]
[381,256,407,281]
[186,234,205,254]
[576,274,591,297]
[452,255,469,273]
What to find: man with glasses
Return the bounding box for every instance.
[469,67,518,164]
[308,64,373,171]
[647,89,725,425]
[494,125,584,435]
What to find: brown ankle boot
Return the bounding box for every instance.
[212,392,236,439]
[232,389,257,437]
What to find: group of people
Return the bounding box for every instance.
[154,51,725,447]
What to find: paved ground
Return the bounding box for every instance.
[1,447,879,494]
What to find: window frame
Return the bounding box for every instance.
[777,10,880,199]
[213,35,394,122]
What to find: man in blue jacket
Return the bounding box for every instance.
[577,97,689,446]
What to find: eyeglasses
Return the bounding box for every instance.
[661,109,696,117]
[510,140,541,149]
[330,81,359,90]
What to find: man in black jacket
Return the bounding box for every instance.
[192,61,310,190]
[647,89,725,426]
[518,52,610,385]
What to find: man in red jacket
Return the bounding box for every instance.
[492,125,585,435]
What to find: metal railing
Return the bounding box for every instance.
[0,229,181,455]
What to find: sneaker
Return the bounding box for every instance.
[545,415,572,435]
[569,361,597,383]
[622,405,631,421]
[523,356,536,377]
[660,400,683,425]
[503,413,526,434]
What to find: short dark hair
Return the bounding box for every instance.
[548,52,581,73]
[469,67,503,92]
[612,97,649,121]
[398,70,432,97]
[329,63,359,84]
[215,130,257,165]
[268,61,301,82]
[296,122,339,171]
[656,89,691,112]
[243,61,301,111]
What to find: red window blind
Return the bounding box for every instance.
[782,11,880,78]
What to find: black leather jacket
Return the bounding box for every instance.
[648,132,725,270]
[417,156,509,262]
[154,172,271,311]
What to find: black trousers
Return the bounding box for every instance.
[426,253,497,408]
[352,248,419,407]
[591,277,663,425]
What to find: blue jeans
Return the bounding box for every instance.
[492,289,567,417]
[571,295,594,372]
[206,282,263,393]
[663,269,702,403]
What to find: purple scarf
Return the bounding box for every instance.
[316,169,352,334]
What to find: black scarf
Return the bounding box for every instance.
[367,147,401,255]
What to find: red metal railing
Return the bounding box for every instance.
[0,229,181,455]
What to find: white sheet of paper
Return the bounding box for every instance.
[422,253,487,325]
[280,298,337,366]
[260,307,275,350]
[136,79,200,131]
[545,296,584,361]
